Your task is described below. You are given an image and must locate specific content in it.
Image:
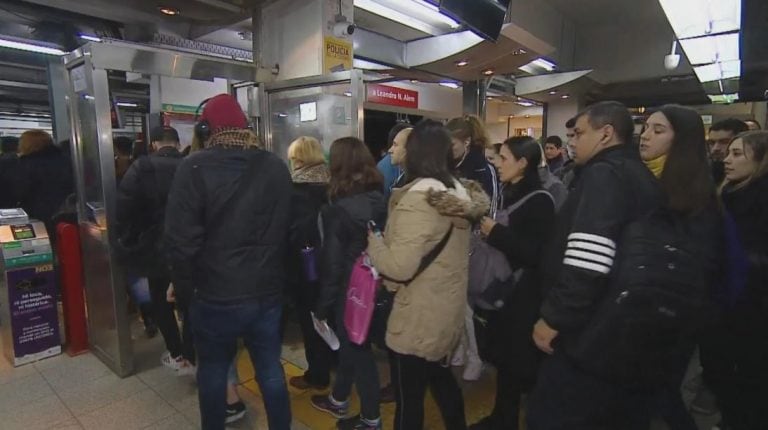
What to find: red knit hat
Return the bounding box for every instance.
[200,94,248,132]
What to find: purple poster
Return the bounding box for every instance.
[7,265,61,364]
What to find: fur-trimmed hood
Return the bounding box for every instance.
[291,162,330,184]
[426,179,489,222]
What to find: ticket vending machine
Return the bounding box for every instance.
[0,218,61,366]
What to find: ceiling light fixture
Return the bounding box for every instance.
[658,0,740,40]
[355,0,459,36]
[515,101,535,107]
[116,102,138,108]
[0,38,65,55]
[439,81,460,89]
[159,6,180,16]
[561,94,570,99]
[79,34,102,43]
[519,57,557,74]
[549,90,558,95]
[482,69,494,76]
[708,93,739,104]
[525,114,531,118]
[679,32,739,65]
[455,60,469,67]
[512,48,527,55]
[410,79,419,83]
[693,59,740,82]
[344,91,353,97]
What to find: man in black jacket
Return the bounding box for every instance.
[164,94,292,430]
[115,126,191,366]
[527,102,663,429]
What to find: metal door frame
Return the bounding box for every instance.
[62,41,257,377]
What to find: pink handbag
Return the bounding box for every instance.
[344,253,380,345]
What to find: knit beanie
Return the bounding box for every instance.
[200,94,248,133]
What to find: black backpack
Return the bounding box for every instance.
[568,209,721,388]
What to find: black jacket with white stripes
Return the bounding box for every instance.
[539,144,662,339]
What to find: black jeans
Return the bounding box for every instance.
[392,352,466,430]
[148,275,194,361]
[484,365,533,430]
[527,352,651,430]
[294,281,332,385]
[332,309,381,420]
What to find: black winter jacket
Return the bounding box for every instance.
[115,147,183,275]
[539,145,662,344]
[164,146,293,304]
[703,176,768,384]
[456,147,498,215]
[485,182,555,375]
[314,190,387,321]
[13,145,74,235]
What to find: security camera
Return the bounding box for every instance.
[333,21,356,38]
[664,40,680,71]
[664,54,681,71]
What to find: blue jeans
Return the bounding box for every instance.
[191,295,291,430]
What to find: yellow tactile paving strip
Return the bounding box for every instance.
[235,350,505,429]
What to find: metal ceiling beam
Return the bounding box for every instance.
[353,28,484,70]
[515,70,593,96]
[19,0,165,25]
[192,0,245,14]
[0,79,47,90]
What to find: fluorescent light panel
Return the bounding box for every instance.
[0,38,65,55]
[679,33,739,65]
[355,0,459,36]
[116,102,138,107]
[353,58,391,71]
[693,60,741,82]
[518,58,557,74]
[79,34,102,42]
[439,81,460,89]
[659,0,740,39]
[708,93,739,104]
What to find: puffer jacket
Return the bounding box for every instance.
[314,190,387,321]
[164,143,292,304]
[367,178,489,361]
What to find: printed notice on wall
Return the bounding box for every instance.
[7,265,61,364]
[324,36,353,74]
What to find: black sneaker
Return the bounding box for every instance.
[225,401,246,424]
[337,415,382,430]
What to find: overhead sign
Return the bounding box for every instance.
[367,84,419,109]
[324,36,352,74]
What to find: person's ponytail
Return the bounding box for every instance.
[446,115,491,149]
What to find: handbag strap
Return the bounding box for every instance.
[495,189,554,222]
[384,224,454,284]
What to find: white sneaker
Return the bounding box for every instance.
[161,352,185,371]
[462,359,484,381]
[176,360,197,377]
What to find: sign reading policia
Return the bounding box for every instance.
[324,36,352,74]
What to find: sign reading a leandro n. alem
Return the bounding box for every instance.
[367,84,419,109]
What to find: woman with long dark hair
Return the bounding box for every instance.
[701,131,768,430]
[367,119,489,430]
[470,136,555,430]
[311,137,387,430]
[638,105,723,430]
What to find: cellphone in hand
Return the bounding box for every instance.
[367,220,383,238]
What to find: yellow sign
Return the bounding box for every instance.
[324,36,352,74]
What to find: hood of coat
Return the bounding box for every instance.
[292,163,330,184]
[335,190,388,228]
[404,178,489,224]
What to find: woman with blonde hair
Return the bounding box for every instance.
[285,136,334,390]
[701,131,768,430]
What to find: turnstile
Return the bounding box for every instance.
[0,220,61,366]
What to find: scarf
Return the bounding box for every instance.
[644,154,667,178]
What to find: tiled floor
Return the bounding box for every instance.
[0,316,721,430]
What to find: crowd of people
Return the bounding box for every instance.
[1,93,766,430]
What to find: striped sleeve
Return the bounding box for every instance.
[563,232,616,274]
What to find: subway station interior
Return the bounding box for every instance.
[0,0,765,429]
